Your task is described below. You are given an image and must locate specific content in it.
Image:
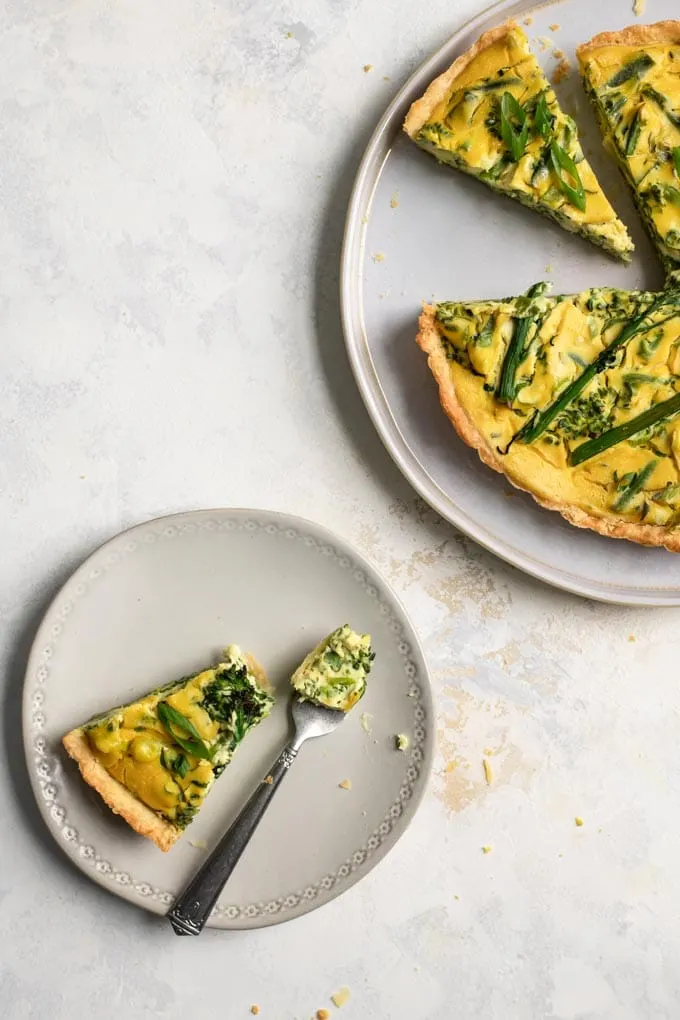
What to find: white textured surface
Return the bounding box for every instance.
[2,0,679,1017]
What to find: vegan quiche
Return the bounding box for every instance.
[578,21,680,283]
[417,284,680,550]
[404,21,633,260]
[63,646,273,851]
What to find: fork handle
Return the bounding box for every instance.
[168,742,299,935]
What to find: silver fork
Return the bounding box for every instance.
[167,698,345,935]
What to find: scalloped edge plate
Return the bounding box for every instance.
[23,509,434,929]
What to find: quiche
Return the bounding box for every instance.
[578,22,680,282]
[63,646,273,851]
[291,625,374,712]
[417,283,680,549]
[404,21,633,260]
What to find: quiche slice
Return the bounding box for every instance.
[63,646,274,851]
[417,283,680,549]
[404,21,633,260]
[291,625,374,712]
[577,22,680,281]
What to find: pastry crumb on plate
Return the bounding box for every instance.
[331,988,351,1008]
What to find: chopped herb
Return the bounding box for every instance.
[674,147,680,178]
[640,85,680,129]
[475,320,495,347]
[606,53,654,88]
[571,394,680,465]
[613,460,659,511]
[602,92,627,121]
[535,92,552,138]
[554,388,616,440]
[619,372,669,406]
[500,91,529,161]
[624,109,643,156]
[174,804,198,829]
[655,482,680,506]
[638,330,664,362]
[325,650,343,670]
[157,702,214,761]
[550,141,586,211]
[469,75,522,94]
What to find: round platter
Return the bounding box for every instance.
[23,509,433,929]
[341,0,680,605]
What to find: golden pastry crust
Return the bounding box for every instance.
[62,729,180,852]
[576,20,680,64]
[62,652,268,852]
[404,20,517,137]
[417,305,680,552]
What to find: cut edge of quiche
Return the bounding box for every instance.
[577,20,680,283]
[63,648,272,852]
[404,20,634,261]
[417,286,680,552]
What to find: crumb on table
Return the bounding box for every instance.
[189,838,207,850]
[523,15,533,25]
[575,816,584,827]
[553,49,564,60]
[363,63,373,73]
[263,774,273,785]
[552,58,571,85]
[250,1007,260,1016]
[537,36,553,52]
[371,252,385,263]
[316,1011,330,1020]
[482,845,492,854]
[549,23,561,31]
[633,0,646,14]
[360,712,373,734]
[628,634,636,642]
[390,193,399,208]
[395,733,409,751]
[331,988,351,1008]
[339,778,352,790]
[482,758,493,785]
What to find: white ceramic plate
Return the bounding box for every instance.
[23,509,433,929]
[341,0,680,605]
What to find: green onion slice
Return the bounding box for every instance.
[500,91,529,161]
[550,141,586,212]
[535,93,552,139]
[157,701,214,761]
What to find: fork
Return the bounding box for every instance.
[167,698,346,935]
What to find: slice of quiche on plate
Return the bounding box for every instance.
[577,21,680,281]
[404,21,633,260]
[417,282,680,550]
[63,645,273,851]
